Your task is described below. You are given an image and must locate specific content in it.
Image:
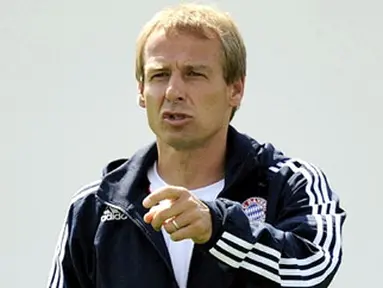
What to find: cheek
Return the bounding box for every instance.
[143,85,166,108]
[144,97,161,117]
[144,95,161,131]
[197,91,232,125]
[202,89,230,113]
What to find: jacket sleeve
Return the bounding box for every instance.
[46,188,98,288]
[201,158,346,287]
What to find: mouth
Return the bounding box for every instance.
[162,112,191,120]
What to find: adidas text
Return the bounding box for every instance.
[101,207,128,222]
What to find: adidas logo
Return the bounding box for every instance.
[101,207,128,222]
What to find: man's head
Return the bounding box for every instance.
[136,3,247,150]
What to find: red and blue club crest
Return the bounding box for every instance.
[242,197,267,223]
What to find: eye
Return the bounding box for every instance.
[151,72,169,80]
[187,70,204,77]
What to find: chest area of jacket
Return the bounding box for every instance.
[93,214,239,288]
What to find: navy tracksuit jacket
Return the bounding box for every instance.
[47,126,346,287]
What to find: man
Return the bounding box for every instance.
[47,3,346,288]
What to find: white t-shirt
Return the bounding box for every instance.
[147,162,224,288]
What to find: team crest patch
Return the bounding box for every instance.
[242,197,267,223]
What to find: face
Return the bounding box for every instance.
[139,29,244,150]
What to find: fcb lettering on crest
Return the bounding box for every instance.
[242,197,267,223]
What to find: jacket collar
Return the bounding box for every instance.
[96,125,262,210]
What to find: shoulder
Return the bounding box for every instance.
[71,179,102,202]
[240,131,330,187]
[65,158,126,212]
[254,144,335,203]
[65,179,104,223]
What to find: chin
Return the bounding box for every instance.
[154,124,223,151]
[165,138,198,151]
[159,133,202,151]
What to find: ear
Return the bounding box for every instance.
[228,77,245,108]
[138,82,146,108]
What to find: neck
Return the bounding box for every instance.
[156,128,228,190]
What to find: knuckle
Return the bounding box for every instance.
[179,187,190,196]
[157,207,170,221]
[163,223,171,233]
[151,219,160,229]
[152,214,164,227]
[171,233,180,241]
[186,198,196,208]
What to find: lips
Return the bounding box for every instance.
[162,112,191,120]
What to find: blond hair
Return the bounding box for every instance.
[135,3,247,119]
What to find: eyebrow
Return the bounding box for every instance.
[145,62,212,73]
[184,64,212,72]
[145,63,168,71]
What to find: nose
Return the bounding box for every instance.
[165,74,185,103]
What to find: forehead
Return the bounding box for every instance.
[143,29,223,69]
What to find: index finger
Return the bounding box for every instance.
[142,185,185,208]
